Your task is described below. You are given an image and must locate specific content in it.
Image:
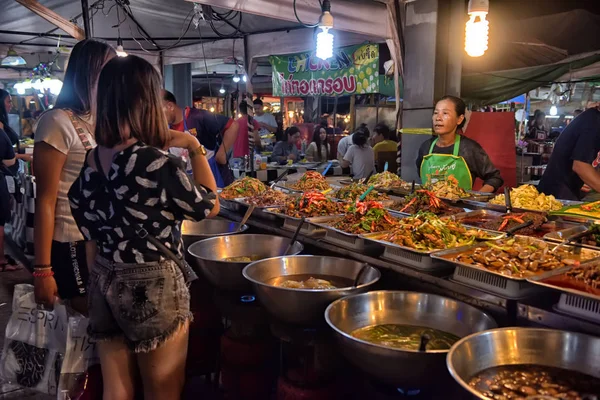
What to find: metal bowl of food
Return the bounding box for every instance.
[188,234,303,291]
[181,218,248,246]
[325,291,497,388]
[447,328,600,399]
[242,256,380,325]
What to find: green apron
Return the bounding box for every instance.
[420,135,473,190]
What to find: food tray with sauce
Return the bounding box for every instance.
[233,197,288,210]
[360,227,504,272]
[526,263,600,322]
[262,208,332,235]
[450,210,579,238]
[431,236,600,298]
[463,199,583,214]
[307,216,385,252]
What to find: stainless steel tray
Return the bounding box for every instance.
[464,199,583,214]
[307,216,388,252]
[360,231,450,271]
[233,197,287,210]
[445,209,505,228]
[263,208,340,235]
[543,225,599,250]
[360,227,504,271]
[431,235,600,282]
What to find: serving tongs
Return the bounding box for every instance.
[504,186,513,214]
[550,223,593,253]
[270,169,289,188]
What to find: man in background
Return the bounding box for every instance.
[162,90,239,186]
[253,98,277,135]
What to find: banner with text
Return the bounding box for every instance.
[270,43,381,97]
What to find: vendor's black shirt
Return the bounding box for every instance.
[539,108,600,200]
[416,135,503,190]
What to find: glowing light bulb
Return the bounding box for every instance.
[14,83,25,95]
[550,106,558,116]
[242,75,247,83]
[209,107,215,113]
[116,38,128,57]
[232,70,241,83]
[465,0,489,58]
[288,110,295,119]
[316,27,334,60]
[219,86,225,94]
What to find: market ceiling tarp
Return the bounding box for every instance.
[462,51,600,105]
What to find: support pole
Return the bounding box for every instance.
[81,0,91,38]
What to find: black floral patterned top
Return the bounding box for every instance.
[68,142,217,264]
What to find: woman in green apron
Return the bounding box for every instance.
[417,96,503,193]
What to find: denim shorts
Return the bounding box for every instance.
[88,256,192,353]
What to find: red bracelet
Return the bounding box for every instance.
[33,270,54,278]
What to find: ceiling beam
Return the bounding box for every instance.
[14,0,85,40]
[186,0,390,39]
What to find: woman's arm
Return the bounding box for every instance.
[469,142,503,192]
[216,121,239,165]
[33,142,67,265]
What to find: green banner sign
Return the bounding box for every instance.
[270,43,381,97]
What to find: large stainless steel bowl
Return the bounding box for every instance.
[187,234,303,291]
[181,219,248,246]
[243,256,380,325]
[325,291,497,387]
[447,327,600,399]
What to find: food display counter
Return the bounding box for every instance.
[191,172,600,399]
[216,173,600,337]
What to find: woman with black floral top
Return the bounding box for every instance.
[68,55,218,400]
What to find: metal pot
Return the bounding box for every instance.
[242,256,380,325]
[447,327,600,399]
[181,219,248,246]
[187,234,303,291]
[325,291,497,388]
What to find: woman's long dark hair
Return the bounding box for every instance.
[95,55,170,149]
[312,125,328,160]
[0,89,18,145]
[55,39,115,116]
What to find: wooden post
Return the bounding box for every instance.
[349,95,356,132]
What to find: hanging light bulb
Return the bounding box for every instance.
[232,70,241,83]
[242,74,247,83]
[116,38,128,57]
[550,105,558,116]
[209,106,215,113]
[219,84,226,94]
[465,0,489,57]
[316,1,334,60]
[13,83,25,95]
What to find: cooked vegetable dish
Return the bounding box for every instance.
[332,201,398,234]
[450,237,586,278]
[469,365,600,400]
[376,213,494,252]
[351,324,460,351]
[279,277,337,289]
[426,177,469,200]
[391,190,463,216]
[220,177,266,199]
[366,171,406,189]
[334,183,390,202]
[242,189,290,207]
[276,191,346,218]
[290,171,330,191]
[558,200,600,220]
[490,184,563,211]
[481,212,547,235]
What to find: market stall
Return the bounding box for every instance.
[182,172,600,398]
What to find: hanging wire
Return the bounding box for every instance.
[293,0,323,28]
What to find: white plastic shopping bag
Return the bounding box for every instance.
[57,316,100,400]
[0,284,68,395]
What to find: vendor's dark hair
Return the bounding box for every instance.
[0,89,10,127]
[352,129,369,148]
[239,101,249,115]
[162,90,177,104]
[253,98,263,106]
[374,123,391,140]
[438,95,467,129]
[55,39,115,115]
[95,55,169,149]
